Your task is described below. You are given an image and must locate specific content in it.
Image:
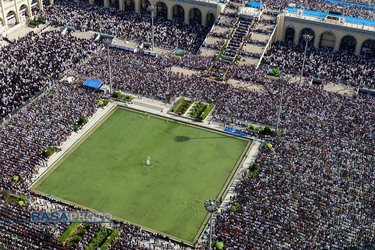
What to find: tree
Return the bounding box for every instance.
[11,175,20,183]
[262,126,271,135]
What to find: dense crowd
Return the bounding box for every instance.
[0,83,102,192]
[0,31,99,79]
[213,81,375,248]
[0,68,50,120]
[36,0,210,53]
[263,0,375,20]
[263,40,375,88]
[0,0,374,248]
[73,49,375,248]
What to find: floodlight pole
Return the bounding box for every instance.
[148,6,155,51]
[204,199,220,250]
[103,39,112,95]
[299,34,313,85]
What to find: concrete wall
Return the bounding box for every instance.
[275,14,375,55]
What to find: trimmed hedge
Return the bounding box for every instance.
[86,227,110,250]
[190,102,206,118]
[261,126,272,135]
[11,176,20,183]
[27,16,46,26]
[60,222,81,243]
[248,163,261,179]
[199,103,214,120]
[177,100,193,115]
[172,98,185,113]
[248,125,260,134]
[114,91,122,98]
[123,95,134,102]
[42,146,58,157]
[99,230,119,250]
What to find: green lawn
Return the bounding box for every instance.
[33,107,250,243]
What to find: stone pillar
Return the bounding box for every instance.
[104,0,109,7]
[202,12,206,26]
[334,37,341,52]
[13,0,21,24]
[354,42,362,55]
[26,0,32,17]
[119,0,124,10]
[167,5,172,20]
[293,28,299,45]
[135,0,140,13]
[49,0,54,5]
[313,33,320,48]
[38,0,43,11]
[184,7,189,24]
[0,0,7,28]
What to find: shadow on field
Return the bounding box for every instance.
[174,135,227,142]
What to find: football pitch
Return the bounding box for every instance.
[32,107,251,243]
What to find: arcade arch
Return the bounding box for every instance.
[299,27,315,44]
[125,0,135,11]
[172,5,184,22]
[189,7,202,25]
[6,11,17,26]
[319,31,336,49]
[285,26,295,42]
[339,35,356,54]
[206,12,215,27]
[140,0,150,12]
[361,39,375,55]
[155,2,168,18]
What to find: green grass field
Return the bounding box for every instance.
[33,107,251,243]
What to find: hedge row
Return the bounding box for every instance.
[172,98,185,113]
[85,227,111,250]
[248,163,261,179]
[68,223,92,247]
[198,103,214,120]
[190,102,206,118]
[60,222,81,243]
[177,100,193,115]
[99,230,119,250]
[27,16,46,26]
[42,146,58,157]
[98,99,108,107]
[123,95,134,102]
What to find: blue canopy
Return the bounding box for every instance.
[83,79,103,89]
[246,2,265,8]
[286,7,375,26]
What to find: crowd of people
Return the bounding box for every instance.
[0,0,374,248]
[72,48,374,248]
[263,40,375,88]
[213,81,375,248]
[0,31,99,79]
[0,68,50,120]
[36,0,211,53]
[263,0,375,20]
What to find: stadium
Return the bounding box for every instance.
[0,0,374,249]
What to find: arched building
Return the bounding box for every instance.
[0,0,43,31]
[274,10,375,55]
[51,0,225,26]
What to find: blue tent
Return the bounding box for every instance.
[246,2,265,8]
[83,79,103,89]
